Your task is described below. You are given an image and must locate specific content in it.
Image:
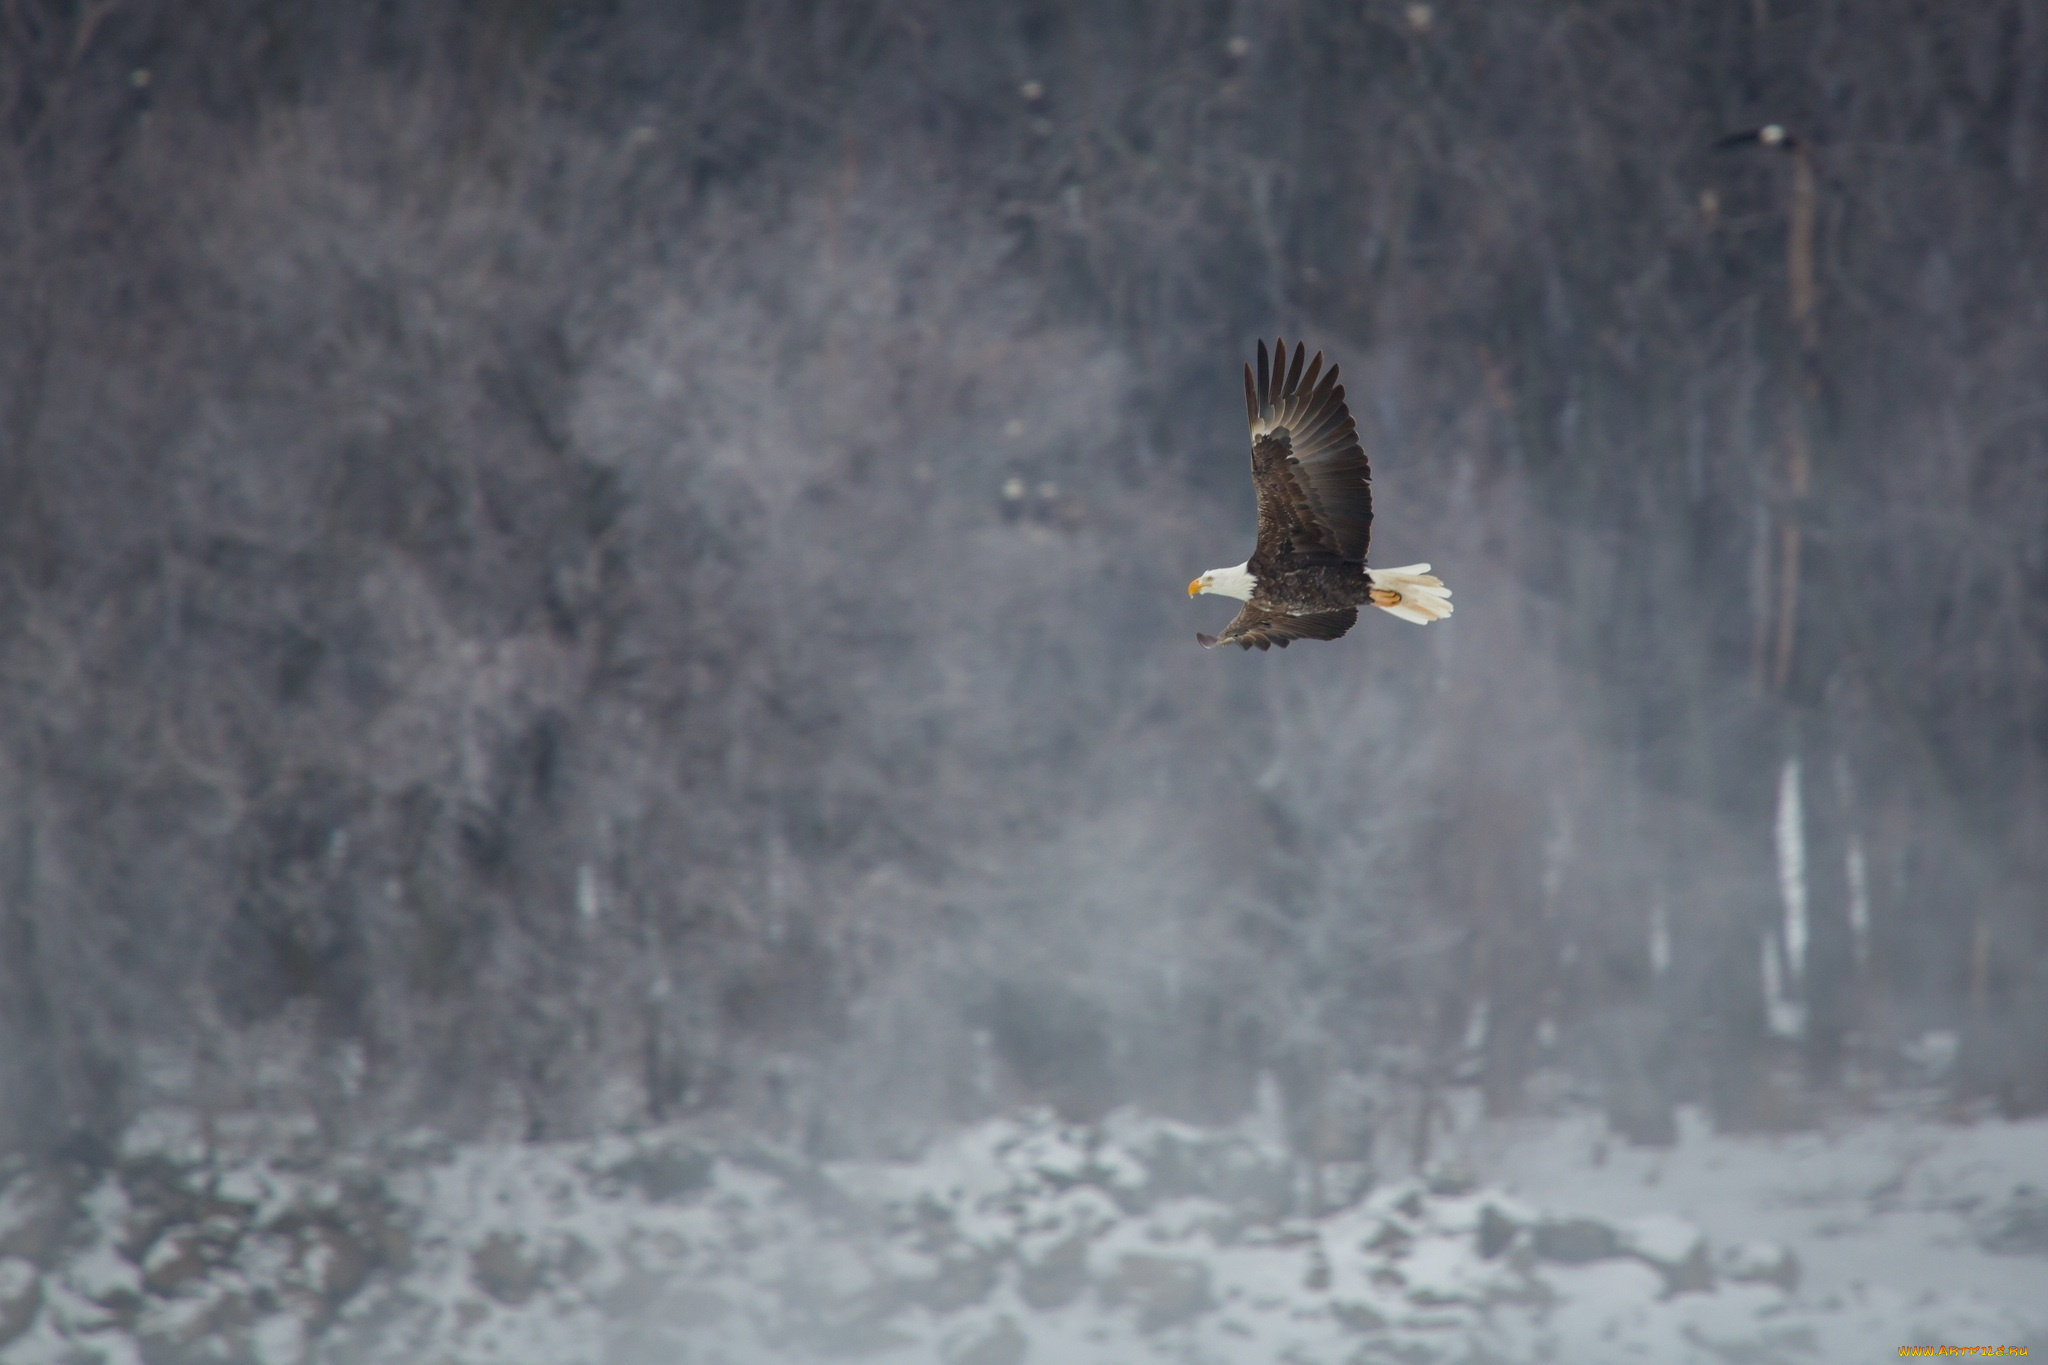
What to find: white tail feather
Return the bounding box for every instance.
[1368,563,1454,624]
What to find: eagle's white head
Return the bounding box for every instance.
[1189,562,1256,602]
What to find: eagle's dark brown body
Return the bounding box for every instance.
[1250,563,1376,616]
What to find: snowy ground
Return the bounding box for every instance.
[1,1092,2043,1364]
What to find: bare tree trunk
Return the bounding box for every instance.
[1799,732,1852,1090]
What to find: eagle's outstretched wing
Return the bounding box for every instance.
[1198,604,1358,651]
[1244,338,1373,572]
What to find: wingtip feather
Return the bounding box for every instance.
[1299,352,1324,398]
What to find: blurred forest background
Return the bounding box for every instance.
[2,0,2045,1172]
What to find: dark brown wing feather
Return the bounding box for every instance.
[1243,338,1373,571]
[1197,604,1358,651]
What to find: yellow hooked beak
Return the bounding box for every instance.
[1188,578,1204,597]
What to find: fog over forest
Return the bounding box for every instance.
[2,1,2047,1359]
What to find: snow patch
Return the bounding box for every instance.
[0,1102,2041,1362]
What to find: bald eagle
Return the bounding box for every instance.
[1189,339,1452,649]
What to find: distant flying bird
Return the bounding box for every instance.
[1189,339,1452,649]
[1714,123,1801,152]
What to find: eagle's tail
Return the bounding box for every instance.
[1367,564,1454,624]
